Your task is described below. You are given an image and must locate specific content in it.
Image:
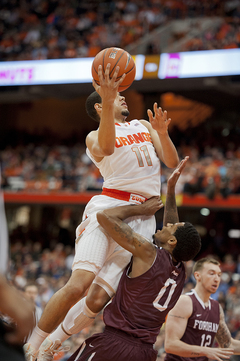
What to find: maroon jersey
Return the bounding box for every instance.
[103,247,186,344]
[165,290,220,361]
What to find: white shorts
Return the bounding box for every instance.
[72,195,156,295]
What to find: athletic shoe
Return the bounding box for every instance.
[37,337,69,361]
[23,343,38,361]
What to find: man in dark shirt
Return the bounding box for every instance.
[164,257,240,361]
[67,157,202,361]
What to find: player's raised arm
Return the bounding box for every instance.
[163,157,188,226]
[141,103,179,168]
[96,196,163,258]
[86,64,126,158]
[165,295,233,361]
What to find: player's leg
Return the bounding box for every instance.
[34,221,112,361]
[24,269,94,361]
[48,284,111,345]
[42,244,128,349]
[63,243,132,336]
[38,269,95,333]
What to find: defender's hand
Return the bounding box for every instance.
[167,156,189,188]
[140,196,163,216]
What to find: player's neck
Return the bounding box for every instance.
[115,117,128,123]
[194,286,210,306]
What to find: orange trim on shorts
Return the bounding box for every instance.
[102,188,147,203]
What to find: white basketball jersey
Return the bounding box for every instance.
[86,120,161,198]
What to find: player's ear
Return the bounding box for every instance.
[94,103,102,113]
[167,236,177,247]
[194,271,201,282]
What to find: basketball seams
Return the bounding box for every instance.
[108,50,126,77]
[116,63,135,80]
[102,48,108,74]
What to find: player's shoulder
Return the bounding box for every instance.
[181,293,193,303]
[210,296,221,309]
[139,119,150,129]
[177,293,193,308]
[86,129,98,138]
[86,129,98,143]
[170,293,193,315]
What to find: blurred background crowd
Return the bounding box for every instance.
[0,0,240,61]
[1,120,240,198]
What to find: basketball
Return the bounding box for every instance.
[91,47,136,92]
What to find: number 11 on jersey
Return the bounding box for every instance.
[132,145,153,167]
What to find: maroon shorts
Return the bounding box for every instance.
[67,326,157,361]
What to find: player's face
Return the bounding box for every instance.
[114,93,129,119]
[153,222,185,247]
[199,263,222,294]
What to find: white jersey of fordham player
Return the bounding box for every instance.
[86,119,161,199]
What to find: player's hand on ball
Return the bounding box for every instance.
[92,47,136,92]
[147,103,171,135]
[92,63,126,102]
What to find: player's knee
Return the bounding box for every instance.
[87,292,111,313]
[63,278,87,303]
[63,269,95,303]
[63,283,84,304]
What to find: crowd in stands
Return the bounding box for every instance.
[0,0,239,62]
[5,240,240,360]
[183,16,240,52]
[1,122,240,199]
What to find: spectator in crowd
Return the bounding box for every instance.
[23,284,42,341]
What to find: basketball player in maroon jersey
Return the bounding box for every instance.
[67,157,202,361]
[164,258,240,361]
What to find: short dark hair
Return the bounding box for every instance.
[172,222,201,262]
[85,91,102,122]
[193,257,220,274]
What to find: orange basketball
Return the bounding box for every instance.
[91,47,136,92]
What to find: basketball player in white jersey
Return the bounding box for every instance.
[164,258,240,361]
[24,64,179,361]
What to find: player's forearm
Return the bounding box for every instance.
[99,203,145,223]
[98,101,116,155]
[157,132,179,168]
[230,338,240,354]
[165,339,206,358]
[163,185,179,226]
